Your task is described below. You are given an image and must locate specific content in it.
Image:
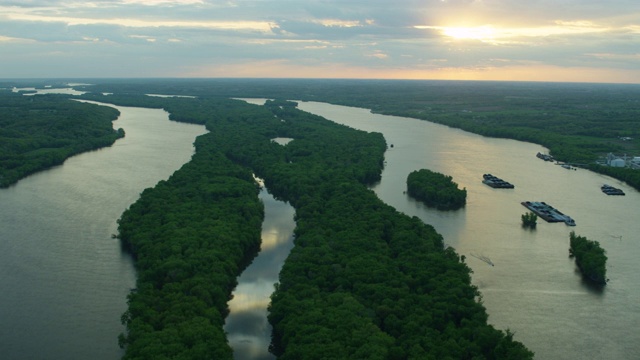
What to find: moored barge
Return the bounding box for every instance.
[601,184,625,196]
[483,174,514,189]
[521,201,575,226]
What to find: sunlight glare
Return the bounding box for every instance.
[442,26,496,41]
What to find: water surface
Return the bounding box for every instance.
[224,180,295,360]
[0,101,206,359]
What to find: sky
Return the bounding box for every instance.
[1,0,639,83]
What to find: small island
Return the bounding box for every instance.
[521,212,537,228]
[406,169,466,210]
[569,231,608,285]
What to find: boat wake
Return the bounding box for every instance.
[469,252,494,267]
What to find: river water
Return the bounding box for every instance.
[0,101,206,359]
[292,101,640,360]
[224,178,296,360]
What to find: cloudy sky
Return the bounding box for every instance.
[1,0,639,83]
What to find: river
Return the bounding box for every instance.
[2,93,637,359]
[292,101,640,360]
[224,178,296,360]
[0,101,206,359]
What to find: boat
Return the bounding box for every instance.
[536,152,554,161]
[521,201,576,226]
[601,184,625,196]
[482,174,514,189]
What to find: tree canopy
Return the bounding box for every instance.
[406,169,467,210]
[569,231,608,285]
[0,92,122,187]
[101,92,533,359]
[5,83,535,358]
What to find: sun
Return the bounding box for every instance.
[441,26,496,41]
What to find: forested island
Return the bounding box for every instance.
[66,92,533,358]
[569,232,608,285]
[406,169,466,210]
[0,91,123,187]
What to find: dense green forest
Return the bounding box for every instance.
[0,91,123,187]
[116,143,264,358]
[75,79,640,191]
[569,232,608,285]
[87,93,533,358]
[406,169,466,210]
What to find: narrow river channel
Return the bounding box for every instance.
[224,177,296,360]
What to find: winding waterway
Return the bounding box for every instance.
[224,179,295,360]
[0,101,206,359]
[292,101,640,360]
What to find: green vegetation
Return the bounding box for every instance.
[103,93,532,359]
[115,99,269,359]
[0,91,123,187]
[78,79,640,191]
[521,212,537,228]
[569,231,608,285]
[406,169,466,210]
[117,149,264,358]
[3,82,536,357]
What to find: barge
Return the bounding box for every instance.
[601,184,625,196]
[521,201,575,226]
[482,174,514,189]
[536,152,554,161]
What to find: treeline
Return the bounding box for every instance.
[78,79,640,191]
[406,169,466,210]
[112,95,532,358]
[569,232,608,285]
[0,92,123,187]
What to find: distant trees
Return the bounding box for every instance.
[406,169,466,210]
[80,79,640,192]
[0,92,122,187]
[569,231,607,285]
[521,212,537,228]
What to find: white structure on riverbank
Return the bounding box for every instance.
[607,153,626,167]
[606,153,640,168]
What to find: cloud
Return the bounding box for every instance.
[0,35,37,43]
[121,0,204,5]
[1,0,639,82]
[416,20,616,46]
[4,13,276,32]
